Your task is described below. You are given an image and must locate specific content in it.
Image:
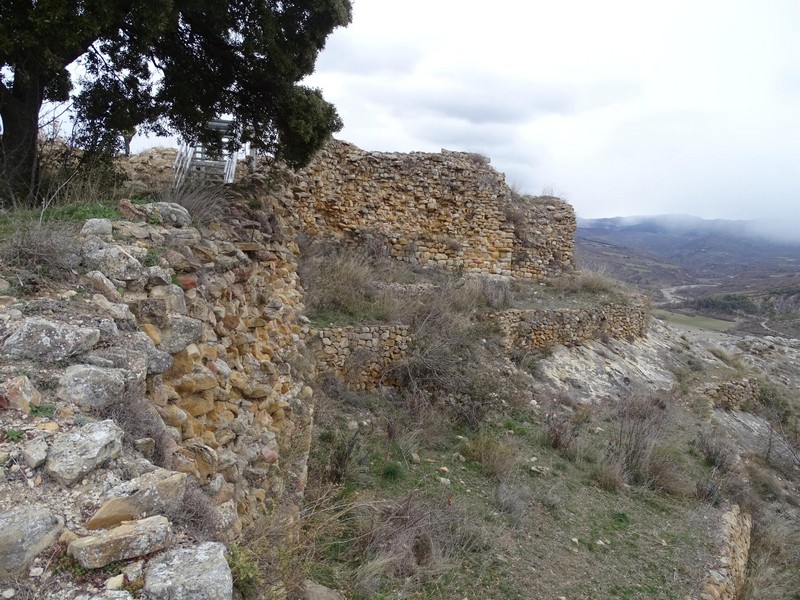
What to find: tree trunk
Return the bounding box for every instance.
[0,73,44,206]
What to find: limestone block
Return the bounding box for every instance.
[144,542,232,600]
[0,505,64,577]
[3,317,100,361]
[68,515,173,569]
[58,364,127,409]
[46,420,124,485]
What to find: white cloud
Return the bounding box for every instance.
[306,0,800,229]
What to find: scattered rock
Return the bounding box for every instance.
[81,219,114,238]
[0,505,64,577]
[80,271,124,302]
[4,375,41,415]
[2,317,100,362]
[21,436,49,468]
[87,469,187,530]
[46,420,124,486]
[57,365,127,410]
[82,237,144,281]
[152,203,192,228]
[144,541,232,600]
[304,580,345,600]
[68,515,173,569]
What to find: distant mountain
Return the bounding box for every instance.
[576,214,800,288]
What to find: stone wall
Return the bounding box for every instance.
[489,300,649,350]
[278,140,575,280]
[306,325,411,389]
[710,378,758,411]
[698,504,752,600]
[305,300,649,390]
[0,196,312,598]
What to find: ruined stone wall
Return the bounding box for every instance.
[699,504,752,600]
[307,301,649,390]
[279,140,575,280]
[306,325,411,389]
[0,196,312,597]
[489,300,649,350]
[709,378,759,411]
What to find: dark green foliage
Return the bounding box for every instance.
[1,0,352,202]
[690,294,759,315]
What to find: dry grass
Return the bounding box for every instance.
[0,220,81,291]
[591,455,626,493]
[695,429,738,472]
[464,434,519,480]
[550,269,629,298]
[157,182,230,225]
[740,512,800,600]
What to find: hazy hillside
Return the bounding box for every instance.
[577,215,800,281]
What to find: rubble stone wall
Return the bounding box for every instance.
[0,196,313,598]
[489,300,649,350]
[306,325,412,389]
[279,140,576,280]
[710,378,759,411]
[699,504,752,600]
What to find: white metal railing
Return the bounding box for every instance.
[172,143,195,189]
[223,152,237,183]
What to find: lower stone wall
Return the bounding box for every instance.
[698,504,752,600]
[489,301,649,350]
[306,325,411,389]
[309,302,649,389]
[710,379,758,411]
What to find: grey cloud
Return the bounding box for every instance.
[316,35,423,76]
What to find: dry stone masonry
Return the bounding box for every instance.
[490,301,649,350]
[280,140,576,280]
[698,504,752,600]
[306,325,412,389]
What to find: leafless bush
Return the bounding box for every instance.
[695,430,738,472]
[607,395,668,487]
[158,182,230,225]
[0,220,81,290]
[545,413,580,455]
[695,476,723,506]
[645,453,691,496]
[464,435,519,480]
[99,391,173,467]
[170,480,224,540]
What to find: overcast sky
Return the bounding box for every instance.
[303,0,800,224]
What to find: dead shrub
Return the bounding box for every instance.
[170,480,224,540]
[645,453,691,496]
[464,435,519,480]
[695,430,738,472]
[545,413,580,456]
[98,391,173,467]
[695,477,724,506]
[352,495,483,595]
[607,395,668,487]
[0,220,81,291]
